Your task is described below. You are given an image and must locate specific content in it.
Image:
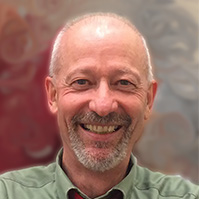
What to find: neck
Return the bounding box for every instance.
[62,149,131,198]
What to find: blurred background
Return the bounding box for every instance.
[0,0,198,184]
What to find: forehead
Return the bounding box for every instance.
[64,16,141,47]
[58,16,147,77]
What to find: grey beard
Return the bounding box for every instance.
[68,112,133,172]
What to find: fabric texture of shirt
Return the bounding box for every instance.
[0,149,198,199]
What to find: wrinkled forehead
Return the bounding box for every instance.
[55,15,148,80]
[60,15,145,61]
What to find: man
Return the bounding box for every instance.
[0,13,198,199]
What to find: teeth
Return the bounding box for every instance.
[104,126,108,132]
[108,126,115,132]
[93,125,97,131]
[84,124,118,134]
[97,126,103,132]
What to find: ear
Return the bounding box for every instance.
[144,80,158,120]
[45,76,58,114]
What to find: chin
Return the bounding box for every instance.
[74,145,127,172]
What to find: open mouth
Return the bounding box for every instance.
[80,124,122,134]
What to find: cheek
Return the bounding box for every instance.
[120,95,147,119]
[57,93,90,120]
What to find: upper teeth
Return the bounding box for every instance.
[84,124,118,134]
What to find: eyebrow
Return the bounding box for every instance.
[65,66,141,82]
[111,67,141,83]
[65,68,95,81]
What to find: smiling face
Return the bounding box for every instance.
[46,16,157,172]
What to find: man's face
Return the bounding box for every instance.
[46,20,157,172]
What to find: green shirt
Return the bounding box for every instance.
[0,149,198,199]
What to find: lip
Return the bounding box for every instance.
[78,124,123,141]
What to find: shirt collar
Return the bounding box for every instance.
[55,149,138,199]
[113,154,138,199]
[55,149,76,199]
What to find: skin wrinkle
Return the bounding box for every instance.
[61,74,143,96]
[56,64,148,100]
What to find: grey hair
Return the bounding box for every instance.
[141,37,154,82]
[49,12,154,82]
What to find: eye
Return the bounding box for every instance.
[115,79,137,91]
[71,79,91,90]
[76,79,88,85]
[119,80,131,85]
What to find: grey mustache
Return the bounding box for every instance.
[72,111,132,127]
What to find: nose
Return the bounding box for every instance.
[89,80,118,117]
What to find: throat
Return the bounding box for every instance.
[62,153,129,199]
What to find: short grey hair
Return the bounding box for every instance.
[49,12,154,82]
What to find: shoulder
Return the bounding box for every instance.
[0,162,56,197]
[135,165,199,198]
[0,163,56,187]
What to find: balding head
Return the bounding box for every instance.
[49,13,154,82]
